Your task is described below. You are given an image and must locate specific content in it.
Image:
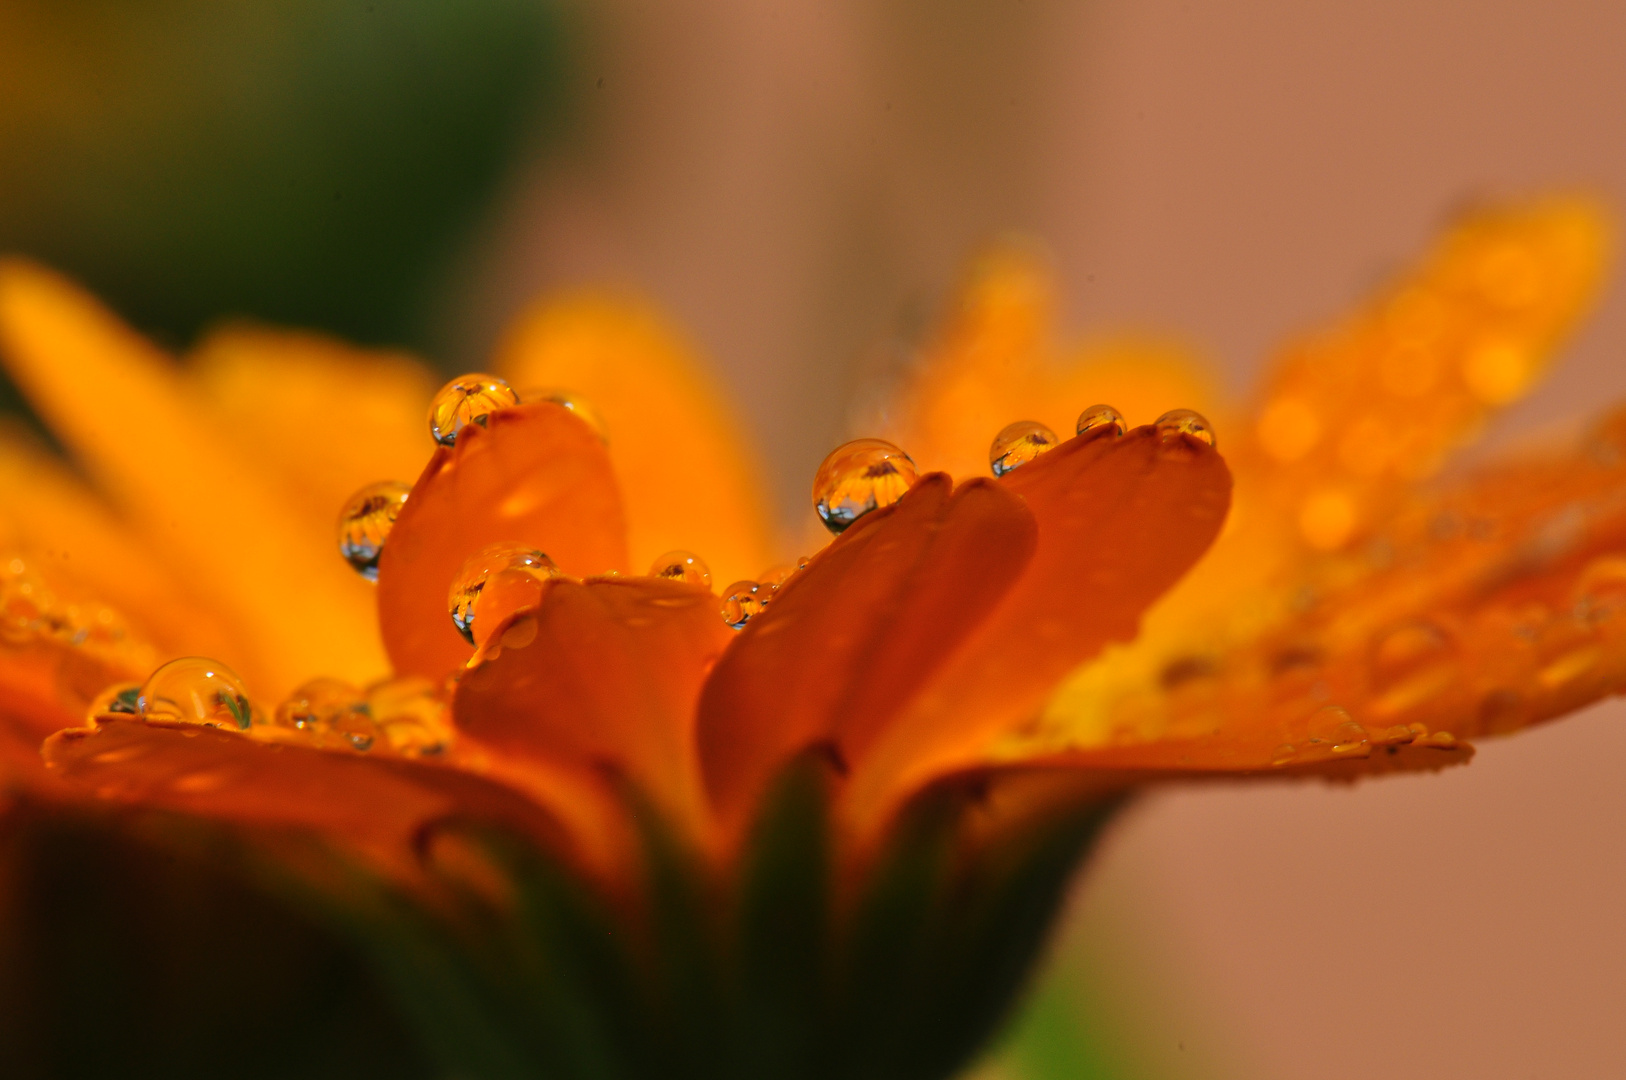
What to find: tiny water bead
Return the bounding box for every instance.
[137,657,255,730]
[989,420,1059,477]
[336,480,411,581]
[521,388,609,442]
[367,676,453,756]
[720,581,766,629]
[428,374,519,447]
[812,438,919,534]
[757,564,796,590]
[1075,403,1127,440]
[649,550,712,589]
[448,543,560,646]
[274,677,377,750]
[1153,409,1216,448]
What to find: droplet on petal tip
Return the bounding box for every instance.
[1153,408,1216,448]
[812,438,919,534]
[989,419,1059,477]
[720,580,766,629]
[648,550,712,589]
[336,480,411,581]
[137,657,256,731]
[518,387,609,442]
[447,543,560,646]
[428,373,519,447]
[1075,403,1128,441]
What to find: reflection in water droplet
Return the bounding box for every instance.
[720,581,765,629]
[138,657,255,730]
[1154,409,1215,448]
[274,677,376,751]
[87,682,141,723]
[520,388,609,442]
[812,438,918,534]
[336,481,411,581]
[448,543,560,646]
[989,420,1059,476]
[649,550,712,589]
[1075,403,1127,441]
[428,374,519,446]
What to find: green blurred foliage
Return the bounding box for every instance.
[0,0,574,356]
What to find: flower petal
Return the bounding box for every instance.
[454,576,732,833]
[494,292,776,589]
[0,260,385,700]
[41,717,620,885]
[377,402,630,680]
[698,473,1038,830]
[844,426,1232,824]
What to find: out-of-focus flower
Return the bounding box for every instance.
[0,196,1618,1078]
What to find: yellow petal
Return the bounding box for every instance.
[493,291,775,590]
[0,260,386,701]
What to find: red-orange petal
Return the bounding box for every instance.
[376,402,630,680]
[41,717,612,886]
[697,473,1038,831]
[845,426,1233,824]
[454,576,732,834]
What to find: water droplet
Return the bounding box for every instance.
[87,682,141,723]
[428,374,519,447]
[1154,409,1215,448]
[757,564,796,592]
[812,438,918,534]
[1271,743,1297,766]
[989,420,1059,477]
[448,543,559,646]
[1418,730,1458,750]
[649,550,711,588]
[366,676,452,756]
[1306,705,1371,757]
[274,677,377,751]
[720,580,766,629]
[1075,403,1127,441]
[336,481,411,581]
[520,387,608,441]
[138,658,255,730]
[1371,724,1417,746]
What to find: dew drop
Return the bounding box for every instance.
[1153,409,1216,448]
[521,387,608,441]
[649,550,712,589]
[428,373,519,447]
[757,564,796,590]
[87,682,141,723]
[989,420,1059,476]
[274,677,377,751]
[1075,403,1127,441]
[366,676,452,756]
[1270,743,1297,766]
[812,438,918,534]
[336,480,411,581]
[448,543,559,646]
[138,658,255,730]
[720,580,766,629]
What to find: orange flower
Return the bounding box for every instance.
[0,196,1620,1078]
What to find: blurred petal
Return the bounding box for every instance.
[455,576,732,832]
[0,260,385,700]
[188,323,435,533]
[377,402,629,680]
[698,474,1036,830]
[846,426,1232,823]
[885,243,1223,481]
[494,292,776,589]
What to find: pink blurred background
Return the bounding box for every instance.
[448,2,1626,1077]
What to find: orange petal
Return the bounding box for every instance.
[41,717,621,886]
[1015,406,1626,775]
[376,402,630,680]
[698,473,1037,830]
[493,291,776,589]
[454,576,732,833]
[845,426,1233,824]
[0,260,385,700]
[187,322,435,536]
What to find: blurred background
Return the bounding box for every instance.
[3,1,1625,1076]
